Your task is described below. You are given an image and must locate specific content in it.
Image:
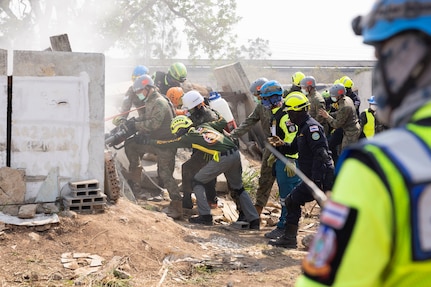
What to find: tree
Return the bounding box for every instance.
[240,38,272,60]
[0,0,254,61]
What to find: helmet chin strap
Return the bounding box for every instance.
[378,33,431,110]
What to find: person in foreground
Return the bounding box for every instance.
[296,0,431,286]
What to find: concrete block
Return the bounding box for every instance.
[69,179,100,191]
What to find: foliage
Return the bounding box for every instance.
[0,0,270,60]
[240,38,272,60]
[242,168,259,201]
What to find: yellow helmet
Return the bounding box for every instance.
[285,91,310,111]
[166,87,184,108]
[340,76,354,88]
[334,79,341,85]
[292,72,305,86]
[171,115,192,135]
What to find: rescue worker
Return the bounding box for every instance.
[268,92,334,248]
[340,75,361,118]
[152,62,187,95]
[318,83,361,152]
[359,95,387,139]
[300,76,329,135]
[150,115,260,227]
[229,77,274,216]
[112,65,149,125]
[259,80,301,239]
[296,0,431,285]
[166,87,187,115]
[180,90,226,211]
[123,74,182,219]
[283,71,305,97]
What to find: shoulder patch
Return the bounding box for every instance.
[309,125,319,132]
[302,202,358,285]
[311,132,320,141]
[320,200,349,229]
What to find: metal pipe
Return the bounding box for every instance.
[265,142,328,206]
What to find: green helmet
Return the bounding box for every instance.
[168,62,187,82]
[321,90,330,98]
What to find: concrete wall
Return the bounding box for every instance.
[8,50,105,201]
[0,50,6,167]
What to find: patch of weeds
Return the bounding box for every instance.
[140,204,159,211]
[242,169,259,201]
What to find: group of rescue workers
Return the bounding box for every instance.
[110,60,385,247]
[108,0,431,284]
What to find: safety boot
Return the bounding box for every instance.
[122,167,142,193]
[254,205,264,216]
[268,223,298,248]
[162,200,183,220]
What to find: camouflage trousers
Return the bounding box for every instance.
[255,147,276,208]
[124,139,181,201]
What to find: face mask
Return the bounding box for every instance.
[301,88,308,95]
[137,93,145,101]
[253,96,261,104]
[369,105,377,111]
[331,96,338,102]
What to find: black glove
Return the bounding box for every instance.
[125,118,136,133]
[134,133,149,145]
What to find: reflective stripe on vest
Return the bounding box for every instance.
[369,128,431,183]
[367,128,431,262]
[363,109,375,138]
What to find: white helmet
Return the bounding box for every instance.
[182,90,204,109]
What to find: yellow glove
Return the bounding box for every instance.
[284,158,296,177]
[267,153,276,167]
[112,116,126,126]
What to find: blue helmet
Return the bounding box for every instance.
[368,96,377,104]
[132,65,149,81]
[260,80,283,98]
[352,0,431,44]
[260,80,283,109]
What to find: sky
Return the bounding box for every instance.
[234,0,377,60]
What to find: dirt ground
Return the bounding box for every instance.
[0,189,320,287]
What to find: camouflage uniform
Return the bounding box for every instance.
[125,90,181,200]
[325,96,361,150]
[230,103,275,208]
[120,86,146,118]
[307,90,330,136]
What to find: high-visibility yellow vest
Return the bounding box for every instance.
[363,108,375,138]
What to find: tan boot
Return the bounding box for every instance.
[254,205,264,216]
[163,200,183,220]
[122,167,143,193]
[123,167,142,182]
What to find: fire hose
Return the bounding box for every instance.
[265,142,328,207]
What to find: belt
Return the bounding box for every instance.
[220,147,238,156]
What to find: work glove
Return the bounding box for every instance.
[119,118,136,134]
[267,153,276,167]
[134,133,149,145]
[284,158,296,177]
[268,135,284,147]
[112,116,126,126]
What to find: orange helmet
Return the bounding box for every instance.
[166,87,184,108]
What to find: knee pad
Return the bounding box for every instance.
[231,187,245,202]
